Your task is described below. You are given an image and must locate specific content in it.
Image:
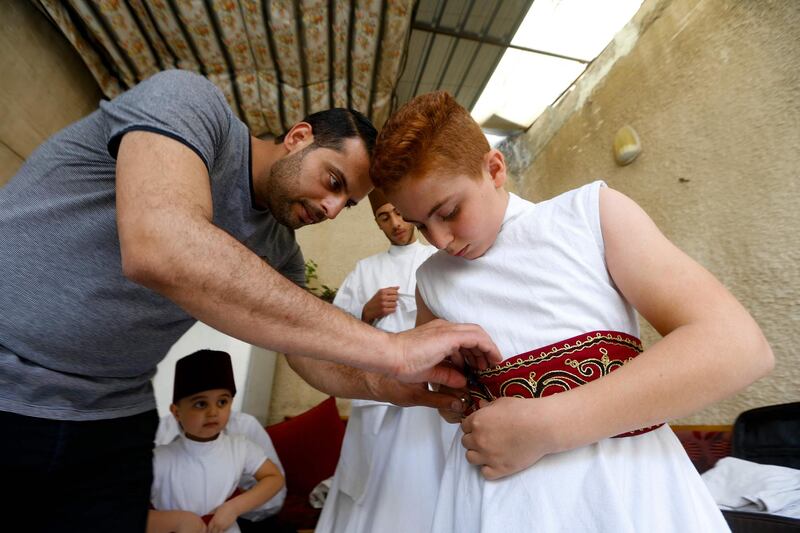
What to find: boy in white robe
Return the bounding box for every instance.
[367,91,773,532]
[315,189,458,533]
[149,350,285,533]
[155,410,287,523]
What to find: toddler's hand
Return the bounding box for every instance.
[460,396,561,480]
[173,511,207,533]
[206,502,238,533]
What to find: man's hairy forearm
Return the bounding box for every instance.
[286,353,380,400]
[129,219,395,373]
[286,352,467,412]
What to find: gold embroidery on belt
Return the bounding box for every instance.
[477,333,642,379]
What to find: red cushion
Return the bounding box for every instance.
[673,428,732,473]
[266,396,346,509]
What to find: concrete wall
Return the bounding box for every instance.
[0,1,103,186]
[510,0,799,424]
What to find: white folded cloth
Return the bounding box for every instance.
[701,457,800,519]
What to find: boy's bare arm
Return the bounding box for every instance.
[115,132,500,386]
[460,187,773,479]
[207,460,284,532]
[562,187,773,437]
[415,287,437,327]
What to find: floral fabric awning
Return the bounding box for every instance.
[32,0,416,135]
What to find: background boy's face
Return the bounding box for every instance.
[388,166,506,260]
[375,202,416,246]
[170,388,233,442]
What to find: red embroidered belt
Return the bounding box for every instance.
[467,330,664,438]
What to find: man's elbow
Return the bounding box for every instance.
[120,239,173,289]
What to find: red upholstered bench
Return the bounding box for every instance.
[670,424,733,474]
[266,397,346,532]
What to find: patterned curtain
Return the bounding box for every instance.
[31,0,415,135]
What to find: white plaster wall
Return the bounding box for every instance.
[513,0,800,424]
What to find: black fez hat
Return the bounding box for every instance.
[172,349,237,404]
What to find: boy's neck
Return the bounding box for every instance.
[184,431,222,443]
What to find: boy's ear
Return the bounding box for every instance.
[282,122,314,154]
[485,149,507,189]
[169,403,179,420]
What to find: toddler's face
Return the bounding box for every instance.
[171,388,233,441]
[388,169,507,260]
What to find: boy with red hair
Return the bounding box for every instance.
[370,91,772,532]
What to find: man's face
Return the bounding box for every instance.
[375,202,416,246]
[170,388,233,442]
[263,137,372,229]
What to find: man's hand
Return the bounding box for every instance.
[365,372,468,413]
[390,319,502,387]
[361,286,400,323]
[460,397,562,480]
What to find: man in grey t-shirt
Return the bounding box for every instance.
[0,70,499,531]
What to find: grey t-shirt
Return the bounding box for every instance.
[0,70,305,421]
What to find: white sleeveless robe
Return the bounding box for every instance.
[416,182,729,533]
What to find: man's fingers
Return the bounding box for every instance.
[447,347,466,369]
[445,324,502,367]
[423,362,467,389]
[405,385,463,411]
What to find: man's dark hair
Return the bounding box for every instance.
[274,108,377,155]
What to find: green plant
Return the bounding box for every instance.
[304,259,338,303]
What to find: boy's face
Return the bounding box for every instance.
[170,388,233,442]
[375,202,416,246]
[388,151,508,260]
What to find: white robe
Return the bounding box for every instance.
[155,411,286,520]
[151,433,268,533]
[417,184,730,533]
[315,241,459,533]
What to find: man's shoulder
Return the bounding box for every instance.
[140,69,219,94]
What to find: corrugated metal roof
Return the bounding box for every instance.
[394,0,534,113]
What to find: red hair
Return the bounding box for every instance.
[370,91,490,192]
